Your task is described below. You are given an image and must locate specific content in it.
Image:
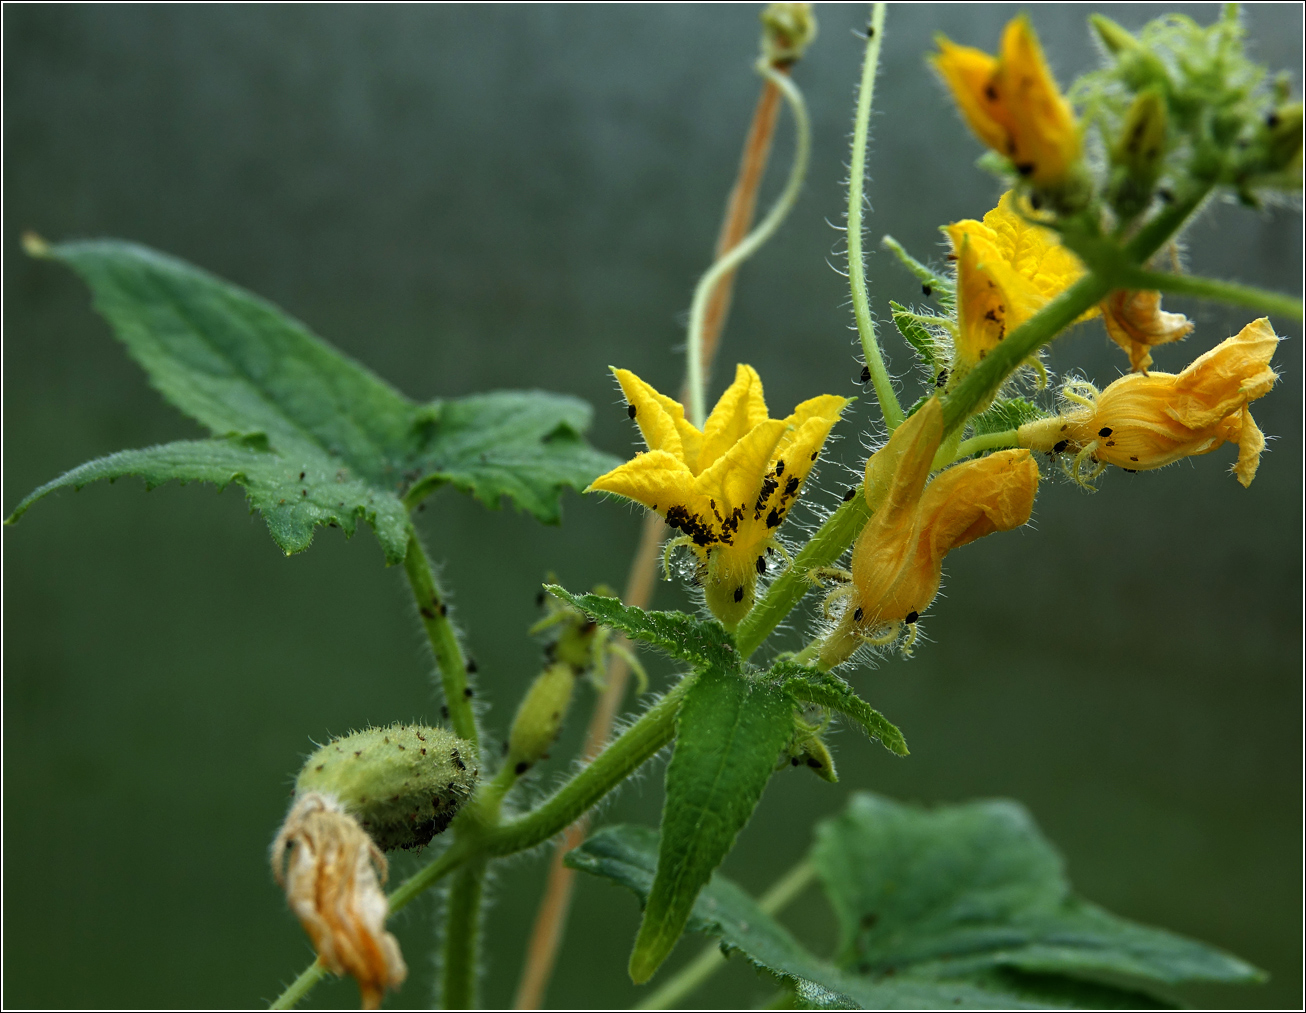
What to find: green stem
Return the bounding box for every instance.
[403,530,478,745]
[686,64,812,427]
[942,428,1021,467]
[442,859,488,1009]
[1121,268,1303,321]
[737,492,872,660]
[389,837,478,915]
[481,677,691,857]
[268,959,327,1011]
[636,860,816,1010]
[847,4,901,432]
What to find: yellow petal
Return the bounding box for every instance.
[586,449,699,517]
[699,364,770,474]
[1169,317,1278,428]
[930,36,1010,153]
[997,15,1080,186]
[918,449,1038,559]
[694,418,788,528]
[1101,289,1193,373]
[863,398,944,517]
[1232,406,1265,488]
[612,368,702,467]
[982,192,1088,305]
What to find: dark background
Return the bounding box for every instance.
[3,4,1301,1009]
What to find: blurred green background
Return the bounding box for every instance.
[3,4,1300,1009]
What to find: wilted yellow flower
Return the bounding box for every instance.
[1100,288,1194,373]
[820,399,1038,668]
[945,191,1091,380]
[272,793,407,1010]
[587,364,848,628]
[1018,318,1279,487]
[932,15,1081,188]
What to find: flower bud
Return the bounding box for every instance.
[1109,89,1169,221]
[505,661,576,776]
[791,734,838,783]
[760,3,817,68]
[1260,102,1304,174]
[272,793,406,1009]
[295,724,479,852]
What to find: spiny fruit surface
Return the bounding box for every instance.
[296,723,478,851]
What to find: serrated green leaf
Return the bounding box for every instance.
[774,663,908,757]
[881,235,955,310]
[544,586,739,671]
[570,826,1086,1010]
[629,667,794,983]
[969,397,1049,439]
[4,437,409,560]
[888,300,944,376]
[10,240,617,560]
[814,794,1265,990]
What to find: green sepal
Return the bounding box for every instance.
[889,300,945,377]
[544,586,739,672]
[774,662,908,757]
[628,667,793,983]
[880,235,955,310]
[969,397,1048,440]
[9,240,618,562]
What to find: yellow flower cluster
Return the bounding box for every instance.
[587,365,848,628]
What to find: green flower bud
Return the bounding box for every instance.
[793,735,838,783]
[1088,14,1172,94]
[1262,102,1304,173]
[295,724,478,852]
[760,2,817,68]
[506,661,576,776]
[1109,89,1169,220]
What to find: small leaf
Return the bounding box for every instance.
[813,794,1265,991]
[889,300,945,376]
[775,663,908,757]
[629,667,794,983]
[544,586,739,671]
[4,437,410,562]
[970,397,1049,439]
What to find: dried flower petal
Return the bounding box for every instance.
[1101,289,1195,373]
[272,793,407,1010]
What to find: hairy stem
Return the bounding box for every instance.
[636,860,817,1010]
[403,530,478,746]
[736,492,872,659]
[941,428,1021,467]
[268,958,327,1011]
[442,859,488,1009]
[1122,267,1303,321]
[686,63,811,427]
[847,4,901,431]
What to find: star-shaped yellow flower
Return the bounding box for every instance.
[1018,318,1279,487]
[945,191,1092,382]
[931,15,1081,190]
[820,398,1039,669]
[587,364,849,628]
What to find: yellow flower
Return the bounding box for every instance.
[272,793,407,1010]
[1100,288,1194,373]
[587,364,848,628]
[945,191,1091,380]
[932,15,1081,189]
[820,399,1039,669]
[1018,318,1279,487]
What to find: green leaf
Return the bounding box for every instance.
[4,437,408,560]
[969,397,1049,439]
[774,663,908,757]
[881,235,955,310]
[888,300,945,376]
[544,586,740,671]
[570,826,1082,1010]
[10,240,617,561]
[629,667,794,983]
[813,794,1265,990]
